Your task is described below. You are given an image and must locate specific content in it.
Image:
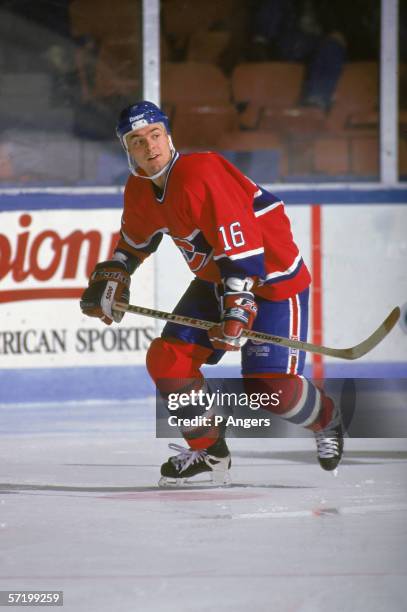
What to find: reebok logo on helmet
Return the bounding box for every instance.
[131,119,148,130]
[129,114,146,121]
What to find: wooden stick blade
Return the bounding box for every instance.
[337,306,400,360]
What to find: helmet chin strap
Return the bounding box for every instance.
[128,135,176,181]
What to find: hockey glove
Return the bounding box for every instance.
[209,278,258,351]
[80,260,130,325]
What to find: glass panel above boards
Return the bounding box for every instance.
[0,0,142,187]
[160,0,382,184]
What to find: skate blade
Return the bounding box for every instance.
[158,472,232,489]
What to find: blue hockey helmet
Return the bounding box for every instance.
[116,101,171,145]
[116,101,174,179]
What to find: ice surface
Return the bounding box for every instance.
[1,398,406,612]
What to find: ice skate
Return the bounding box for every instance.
[314,379,356,471]
[159,438,231,487]
[314,421,344,471]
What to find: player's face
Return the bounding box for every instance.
[125,123,172,176]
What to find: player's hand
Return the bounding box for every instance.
[209,279,257,351]
[80,260,130,325]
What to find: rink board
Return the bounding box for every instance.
[0,186,406,402]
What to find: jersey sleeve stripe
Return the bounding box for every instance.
[262,253,303,283]
[179,228,201,241]
[229,246,265,260]
[216,252,266,279]
[213,246,265,261]
[121,227,168,250]
[254,200,283,217]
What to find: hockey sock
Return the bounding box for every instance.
[243,373,335,431]
[146,337,225,449]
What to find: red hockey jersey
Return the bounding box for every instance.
[116,151,311,301]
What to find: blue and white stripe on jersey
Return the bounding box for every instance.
[261,252,305,286]
[121,227,168,254]
[213,247,265,261]
[252,187,284,217]
[214,248,266,279]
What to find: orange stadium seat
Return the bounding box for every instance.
[313,136,350,176]
[161,33,171,63]
[400,63,407,110]
[93,38,141,98]
[161,0,217,41]
[327,62,378,133]
[187,30,231,64]
[347,110,378,130]
[232,62,305,129]
[161,0,236,48]
[70,0,142,101]
[232,62,326,136]
[217,130,283,151]
[400,110,407,129]
[313,133,380,178]
[348,109,407,133]
[162,62,237,148]
[400,137,407,176]
[162,62,231,106]
[69,0,95,38]
[283,136,315,176]
[232,62,304,107]
[69,0,140,40]
[217,131,288,178]
[350,134,379,176]
[259,106,327,135]
[171,104,239,149]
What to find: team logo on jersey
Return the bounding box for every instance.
[172,231,213,272]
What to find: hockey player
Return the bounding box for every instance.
[80,101,343,486]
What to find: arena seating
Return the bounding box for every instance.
[69,0,140,40]
[326,62,378,133]
[1,0,404,185]
[93,38,141,98]
[231,62,305,130]
[186,30,230,64]
[161,62,238,148]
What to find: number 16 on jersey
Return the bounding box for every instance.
[219,222,246,251]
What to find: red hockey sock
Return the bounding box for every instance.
[243,373,335,431]
[146,337,223,449]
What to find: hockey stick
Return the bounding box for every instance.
[114,301,400,360]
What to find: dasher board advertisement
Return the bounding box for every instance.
[0,209,155,368]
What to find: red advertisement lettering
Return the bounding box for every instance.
[0,213,120,303]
